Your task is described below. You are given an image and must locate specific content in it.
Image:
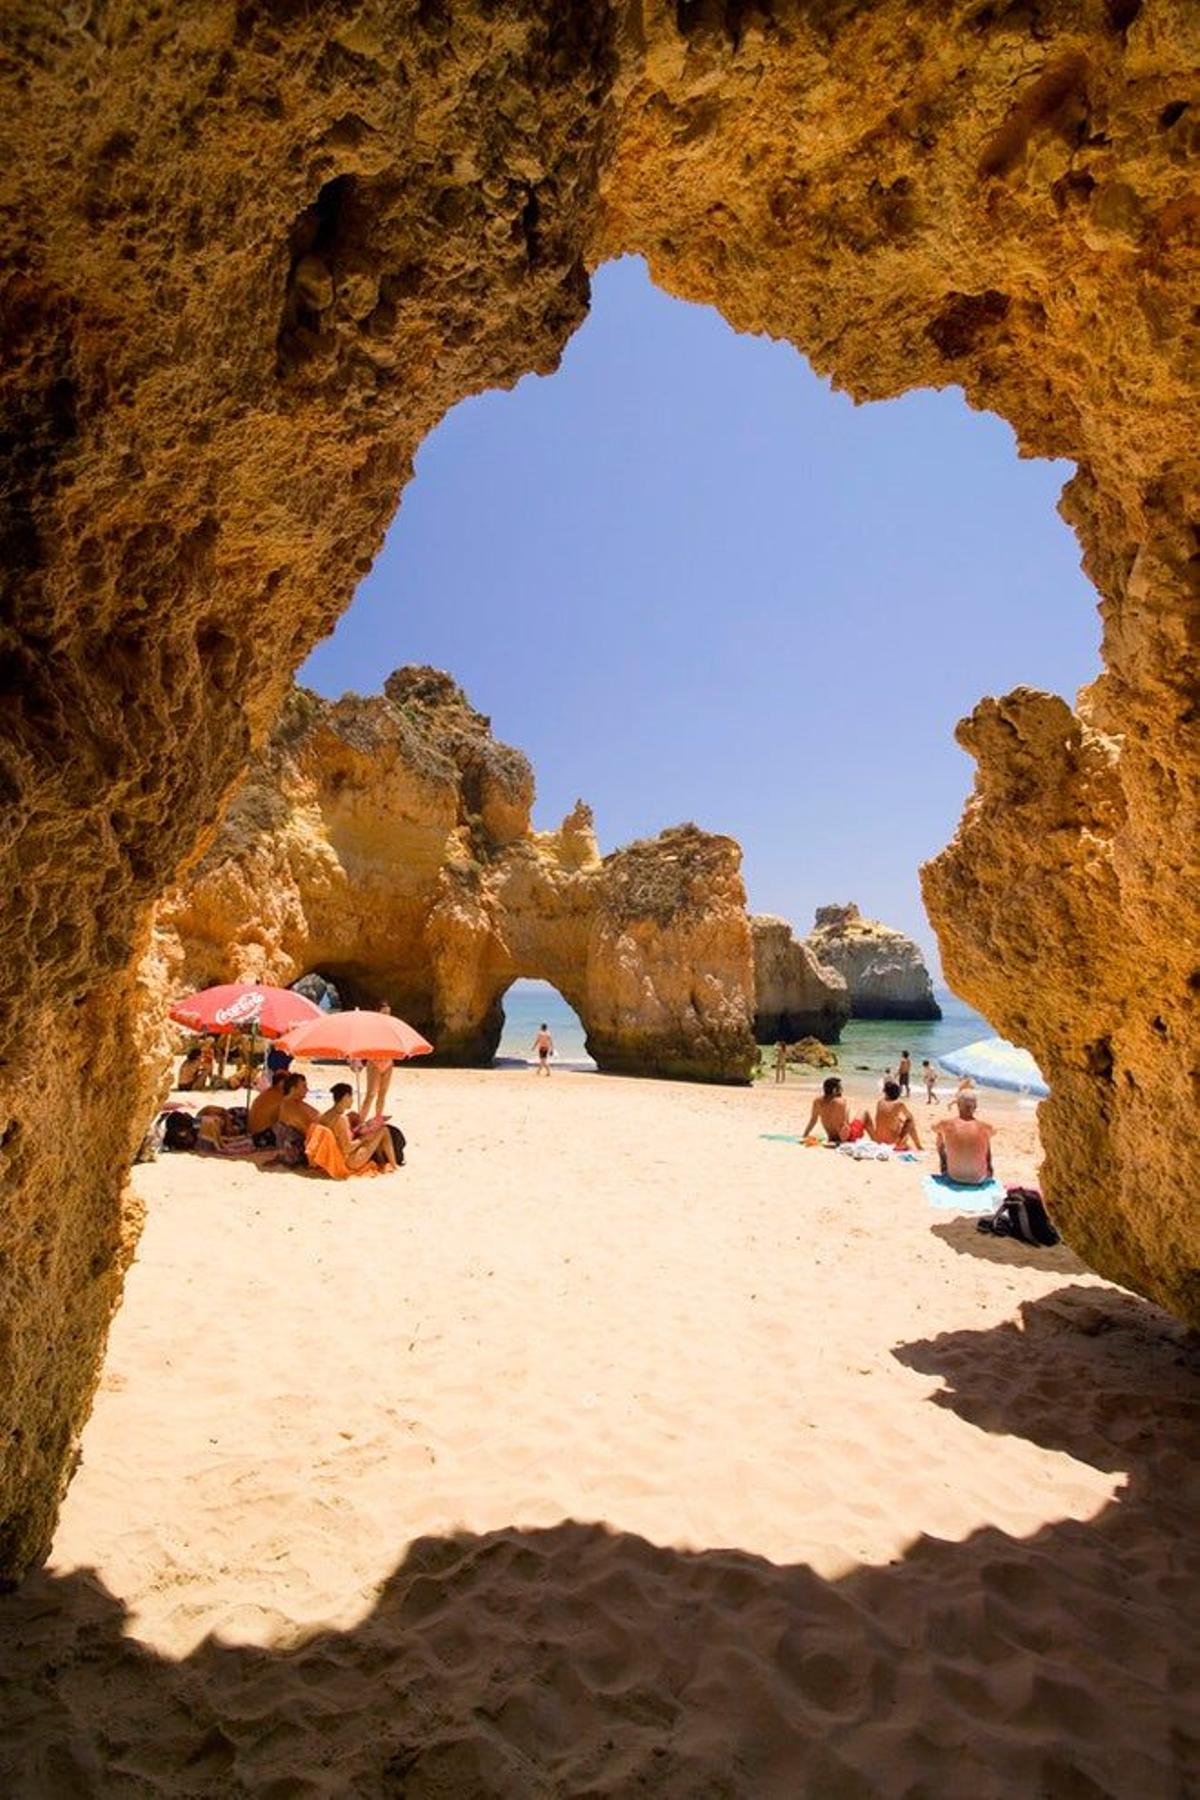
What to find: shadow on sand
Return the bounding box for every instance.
[930,1214,1089,1275]
[2,1288,1197,1796]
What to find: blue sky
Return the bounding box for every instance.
[301,256,1100,972]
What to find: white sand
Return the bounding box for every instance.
[3,1068,1198,1796]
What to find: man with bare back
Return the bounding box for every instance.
[873,1080,923,1150]
[933,1092,995,1183]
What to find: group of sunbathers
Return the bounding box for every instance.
[165,1067,405,1177]
[802,1075,995,1181]
[177,1035,257,1092]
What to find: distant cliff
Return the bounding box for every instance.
[152,668,757,1083]
[750,916,849,1044]
[804,904,941,1021]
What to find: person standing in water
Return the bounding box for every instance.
[531,1023,554,1075]
[897,1050,912,1097]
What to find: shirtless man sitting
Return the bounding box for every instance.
[933,1093,995,1183]
[801,1076,871,1145]
[273,1071,320,1165]
[873,1080,923,1150]
[248,1071,288,1140]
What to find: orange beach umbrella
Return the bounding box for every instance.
[277,1009,434,1062]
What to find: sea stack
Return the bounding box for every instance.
[750,915,850,1044]
[804,904,941,1021]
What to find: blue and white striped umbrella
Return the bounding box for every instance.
[938,1037,1048,1097]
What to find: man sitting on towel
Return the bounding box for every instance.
[802,1076,873,1145]
[933,1093,995,1183]
[873,1081,923,1151]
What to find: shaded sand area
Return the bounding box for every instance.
[3,1071,1198,1795]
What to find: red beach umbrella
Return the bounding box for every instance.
[278,1009,434,1062]
[169,982,324,1039]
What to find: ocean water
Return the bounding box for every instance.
[824,992,993,1079]
[497,981,595,1070]
[494,981,994,1079]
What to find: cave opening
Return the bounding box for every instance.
[494,977,594,1072]
[301,255,1102,983]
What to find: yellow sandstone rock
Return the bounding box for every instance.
[156,670,757,1083]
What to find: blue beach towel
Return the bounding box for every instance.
[922,1173,1005,1211]
[760,1132,806,1144]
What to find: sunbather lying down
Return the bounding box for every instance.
[195,1106,279,1164]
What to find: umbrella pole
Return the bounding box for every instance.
[246,1025,256,1116]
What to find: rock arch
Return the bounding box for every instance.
[158,672,756,1081]
[1,2,1196,1576]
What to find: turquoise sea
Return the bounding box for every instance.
[495,980,994,1079]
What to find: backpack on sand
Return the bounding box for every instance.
[977,1186,1060,1247]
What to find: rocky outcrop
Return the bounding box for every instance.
[750,915,849,1044]
[156,669,757,1086]
[805,906,941,1022]
[923,689,1199,1335]
[2,2,1197,1577]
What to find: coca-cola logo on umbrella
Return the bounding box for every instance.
[213,993,264,1026]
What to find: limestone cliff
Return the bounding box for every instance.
[805,905,942,1022]
[1,0,1197,1577]
[157,670,757,1086]
[750,915,849,1044]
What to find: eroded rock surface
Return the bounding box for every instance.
[923,689,1199,1328]
[156,670,757,1084]
[750,914,849,1044]
[805,904,941,1022]
[1,0,1197,1576]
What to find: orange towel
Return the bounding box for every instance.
[304,1122,378,1180]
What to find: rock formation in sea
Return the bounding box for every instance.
[1,4,1196,1577]
[155,669,757,1086]
[804,905,942,1022]
[750,915,849,1044]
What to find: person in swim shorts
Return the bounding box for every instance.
[531,1023,554,1075]
[801,1076,872,1145]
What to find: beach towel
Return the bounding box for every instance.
[304,1122,378,1180]
[922,1173,1005,1211]
[760,1133,804,1143]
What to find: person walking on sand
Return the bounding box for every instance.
[873,1080,923,1150]
[897,1050,912,1098]
[933,1092,995,1184]
[922,1059,939,1105]
[774,1040,788,1084]
[801,1076,872,1145]
[531,1023,554,1075]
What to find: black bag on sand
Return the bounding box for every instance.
[977,1186,1060,1247]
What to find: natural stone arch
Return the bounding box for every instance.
[1,2,1196,1578]
[157,673,756,1079]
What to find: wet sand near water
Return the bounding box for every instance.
[2,1069,1198,1796]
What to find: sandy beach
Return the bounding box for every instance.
[3,1068,1198,1796]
